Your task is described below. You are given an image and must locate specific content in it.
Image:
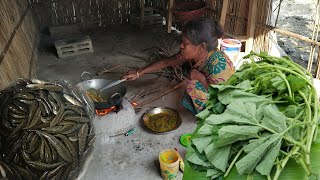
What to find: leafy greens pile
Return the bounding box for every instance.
[187,52,320,180]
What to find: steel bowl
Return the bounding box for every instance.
[75,71,127,110]
[141,107,182,134]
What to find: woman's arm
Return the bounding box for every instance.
[138,56,180,75]
[124,54,183,80]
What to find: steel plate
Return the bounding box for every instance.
[141,107,182,134]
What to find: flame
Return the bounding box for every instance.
[131,101,138,107]
[95,106,117,116]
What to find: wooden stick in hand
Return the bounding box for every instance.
[136,80,187,107]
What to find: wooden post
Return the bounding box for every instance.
[256,24,320,46]
[316,46,320,79]
[167,0,174,33]
[139,0,145,30]
[245,0,258,53]
[219,0,229,27]
[218,0,229,49]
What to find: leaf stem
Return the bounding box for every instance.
[224,148,244,178]
[298,157,311,176]
[283,122,312,134]
[273,146,299,180]
[275,70,293,99]
[256,124,306,151]
[298,90,312,165]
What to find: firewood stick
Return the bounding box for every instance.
[97,65,122,76]
[136,80,187,107]
[116,51,149,62]
[130,89,145,102]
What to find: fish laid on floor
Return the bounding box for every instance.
[0,79,95,180]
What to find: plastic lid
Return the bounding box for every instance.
[221,39,242,47]
[180,133,192,147]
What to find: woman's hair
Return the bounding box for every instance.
[182,18,224,51]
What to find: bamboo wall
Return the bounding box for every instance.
[29,0,141,30]
[29,0,197,30]
[223,0,249,36]
[253,0,273,53]
[28,0,255,35]
[0,0,38,90]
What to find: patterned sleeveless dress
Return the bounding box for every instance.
[180,49,235,113]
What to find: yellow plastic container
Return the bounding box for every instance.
[159,149,182,180]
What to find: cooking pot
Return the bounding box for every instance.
[76,71,127,110]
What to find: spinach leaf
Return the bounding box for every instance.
[215,125,261,147]
[218,89,266,105]
[188,151,212,167]
[261,104,287,132]
[196,108,212,120]
[210,80,252,91]
[204,143,231,172]
[271,76,287,94]
[192,136,214,153]
[284,105,301,118]
[235,134,282,175]
[206,101,260,125]
[206,169,222,179]
[256,138,282,176]
[243,136,270,153]
[198,124,214,135]
[287,74,307,92]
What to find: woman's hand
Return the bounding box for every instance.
[123,70,140,81]
[190,69,208,89]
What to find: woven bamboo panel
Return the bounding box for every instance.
[0,0,38,90]
[253,0,273,53]
[29,0,140,29]
[0,0,28,52]
[29,0,210,29]
[223,0,249,37]
[205,0,223,22]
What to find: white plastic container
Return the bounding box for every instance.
[220,39,242,64]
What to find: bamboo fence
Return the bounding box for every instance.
[0,0,38,90]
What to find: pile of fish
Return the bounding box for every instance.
[0,79,95,180]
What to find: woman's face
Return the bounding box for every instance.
[180,34,202,60]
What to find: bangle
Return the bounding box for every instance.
[136,70,140,78]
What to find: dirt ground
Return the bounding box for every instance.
[37,24,192,180]
[275,0,319,72]
[34,2,319,178]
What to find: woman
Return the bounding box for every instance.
[124,18,235,113]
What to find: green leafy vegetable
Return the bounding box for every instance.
[235,134,282,175]
[187,52,319,180]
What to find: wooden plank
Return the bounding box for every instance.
[167,0,174,33]
[257,24,320,47]
[245,0,258,53]
[315,46,320,79]
[224,33,248,42]
[219,0,229,27]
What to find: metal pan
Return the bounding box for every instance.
[140,107,182,134]
[76,71,127,110]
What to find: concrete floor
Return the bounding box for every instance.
[37,25,197,180]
